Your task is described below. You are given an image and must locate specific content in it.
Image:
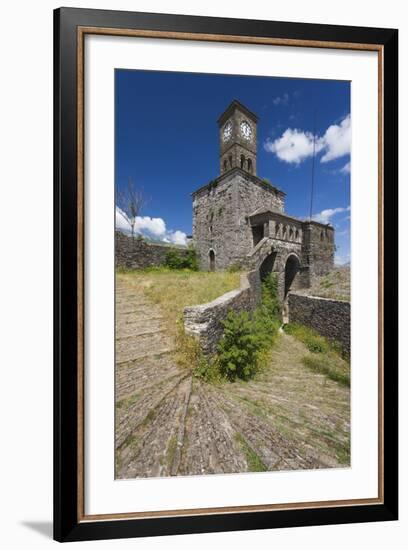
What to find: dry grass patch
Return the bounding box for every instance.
[117,269,240,369]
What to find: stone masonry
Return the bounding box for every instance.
[192,169,285,271]
[115,231,189,269]
[288,292,350,356]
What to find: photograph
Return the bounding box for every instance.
[114,69,351,480]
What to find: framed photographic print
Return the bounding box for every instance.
[54,7,398,542]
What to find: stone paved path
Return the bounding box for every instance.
[115,278,350,479]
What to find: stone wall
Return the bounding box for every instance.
[183,270,261,354]
[115,231,189,269]
[288,292,350,355]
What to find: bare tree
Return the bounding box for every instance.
[116,178,147,239]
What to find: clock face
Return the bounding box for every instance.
[240,120,252,140]
[222,120,232,142]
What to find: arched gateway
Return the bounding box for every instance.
[258,248,303,301]
[284,254,301,297]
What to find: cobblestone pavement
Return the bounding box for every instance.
[115,278,350,479]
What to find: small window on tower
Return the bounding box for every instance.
[229,155,233,169]
[247,158,253,173]
[223,159,227,172]
[240,155,245,169]
[209,250,215,272]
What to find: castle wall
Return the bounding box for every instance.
[288,292,350,356]
[115,231,189,269]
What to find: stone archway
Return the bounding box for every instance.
[284,254,301,297]
[282,254,301,323]
[259,251,278,281]
[253,243,304,305]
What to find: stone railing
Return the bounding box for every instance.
[245,236,272,266]
[183,270,261,354]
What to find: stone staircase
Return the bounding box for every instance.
[115,277,350,479]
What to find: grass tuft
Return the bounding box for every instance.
[234,433,267,472]
[302,354,350,387]
[284,323,329,354]
[284,322,350,387]
[166,435,178,468]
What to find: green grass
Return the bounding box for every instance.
[166,435,178,468]
[234,432,267,472]
[302,355,350,387]
[284,323,329,354]
[335,440,351,465]
[116,392,140,410]
[284,322,350,387]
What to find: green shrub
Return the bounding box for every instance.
[194,356,222,383]
[261,273,281,317]
[164,247,198,271]
[227,262,242,273]
[164,249,183,269]
[214,272,282,383]
[252,308,280,349]
[185,248,199,270]
[217,311,262,381]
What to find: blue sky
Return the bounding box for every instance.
[115,69,350,264]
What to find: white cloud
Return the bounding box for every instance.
[167,230,188,245]
[134,216,166,236]
[264,114,351,165]
[272,93,289,106]
[264,129,324,165]
[320,115,351,163]
[115,207,131,232]
[115,207,187,245]
[340,161,351,174]
[312,205,350,224]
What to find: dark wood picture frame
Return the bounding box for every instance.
[54,7,398,542]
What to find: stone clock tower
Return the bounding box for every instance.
[191,99,334,282]
[218,99,258,176]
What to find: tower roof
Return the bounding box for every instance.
[217,99,259,126]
